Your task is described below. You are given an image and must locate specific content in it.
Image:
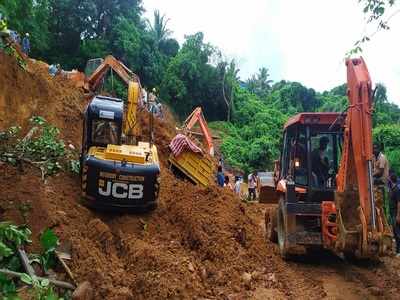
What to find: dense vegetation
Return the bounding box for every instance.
[1,0,399,174]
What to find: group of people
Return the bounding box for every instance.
[216,160,259,201]
[0,13,30,55]
[373,144,400,257]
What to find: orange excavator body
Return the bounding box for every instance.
[265,57,392,259]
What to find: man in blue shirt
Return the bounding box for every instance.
[216,166,224,187]
[22,33,30,55]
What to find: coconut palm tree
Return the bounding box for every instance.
[147,10,172,46]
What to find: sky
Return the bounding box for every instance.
[143,0,400,105]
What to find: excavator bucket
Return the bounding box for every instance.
[257,172,279,204]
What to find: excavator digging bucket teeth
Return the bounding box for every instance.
[335,189,393,258]
[334,190,360,255]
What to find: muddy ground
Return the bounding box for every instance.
[1,52,400,299]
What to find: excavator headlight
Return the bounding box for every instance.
[294,159,300,168]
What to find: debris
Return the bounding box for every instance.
[0,268,75,290]
[188,262,195,272]
[72,281,94,300]
[241,272,252,285]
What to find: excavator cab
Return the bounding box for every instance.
[82,96,123,151]
[284,118,343,199]
[266,113,343,256]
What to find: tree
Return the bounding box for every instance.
[160,32,226,120]
[147,10,172,47]
[246,67,273,99]
[351,0,399,54]
[221,59,240,122]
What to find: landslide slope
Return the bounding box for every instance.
[0,53,279,299]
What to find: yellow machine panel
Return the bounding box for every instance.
[89,143,159,165]
[169,151,214,187]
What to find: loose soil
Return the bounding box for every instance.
[1,52,400,299]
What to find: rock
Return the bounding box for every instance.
[266,273,276,283]
[72,281,94,300]
[200,267,207,280]
[68,144,76,150]
[251,271,261,280]
[232,285,241,293]
[188,262,195,272]
[241,272,252,286]
[368,286,383,296]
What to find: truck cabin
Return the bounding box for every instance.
[280,113,343,202]
[82,96,124,152]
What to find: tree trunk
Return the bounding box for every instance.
[222,70,231,122]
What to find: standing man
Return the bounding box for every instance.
[389,174,400,257]
[216,166,224,188]
[373,143,390,221]
[248,171,258,201]
[234,176,241,195]
[22,33,30,55]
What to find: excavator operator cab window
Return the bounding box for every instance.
[310,132,339,189]
[92,119,119,145]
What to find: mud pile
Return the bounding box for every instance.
[0,52,85,145]
[0,53,276,299]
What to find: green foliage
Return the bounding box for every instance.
[0,222,31,299]
[160,32,226,120]
[39,229,59,272]
[0,222,63,299]
[373,123,400,174]
[0,273,19,300]
[0,117,80,177]
[20,274,62,300]
[246,67,273,99]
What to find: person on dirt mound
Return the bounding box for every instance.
[216,165,225,187]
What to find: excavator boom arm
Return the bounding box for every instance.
[87,55,140,91]
[85,55,142,141]
[183,107,214,156]
[335,57,391,257]
[337,58,374,223]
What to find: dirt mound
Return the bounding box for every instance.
[3,52,399,300]
[0,52,85,145]
[0,53,276,298]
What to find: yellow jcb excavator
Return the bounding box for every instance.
[80,56,160,211]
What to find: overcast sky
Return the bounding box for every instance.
[143,0,400,105]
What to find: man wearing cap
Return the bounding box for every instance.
[22,33,30,55]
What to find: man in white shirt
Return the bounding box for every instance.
[234,176,241,195]
[248,171,257,201]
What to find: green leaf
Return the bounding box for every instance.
[40,278,50,287]
[0,242,13,259]
[40,229,59,252]
[20,273,32,285]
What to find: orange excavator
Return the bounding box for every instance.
[265,57,392,259]
[169,107,215,187]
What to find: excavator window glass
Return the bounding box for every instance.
[92,120,119,145]
[309,132,339,189]
[293,128,308,186]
